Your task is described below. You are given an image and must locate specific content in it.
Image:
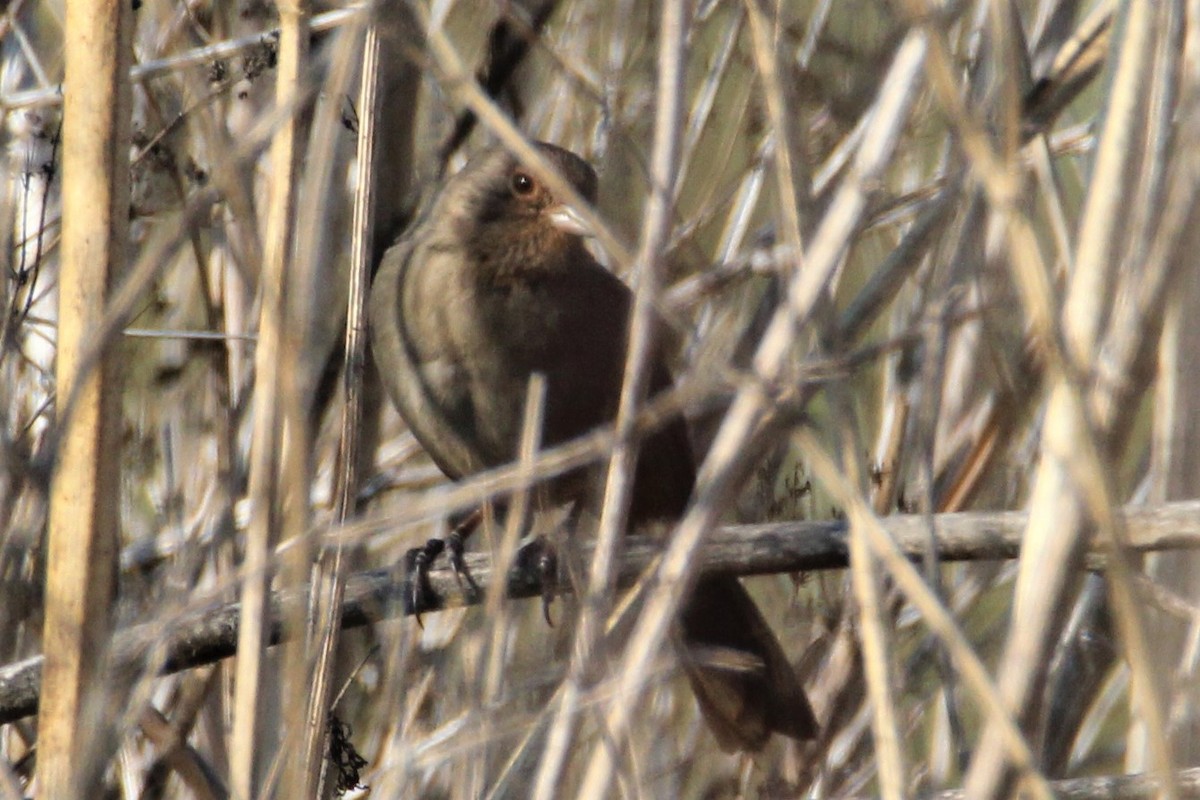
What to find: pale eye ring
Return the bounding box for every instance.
[511,172,536,196]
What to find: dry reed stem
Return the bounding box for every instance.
[5,1,1200,796]
[231,1,311,796]
[36,0,132,794]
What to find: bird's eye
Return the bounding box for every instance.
[511,172,536,197]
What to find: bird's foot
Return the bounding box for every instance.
[446,519,481,598]
[403,511,484,624]
[403,538,444,625]
[516,536,559,626]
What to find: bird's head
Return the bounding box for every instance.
[438,142,599,278]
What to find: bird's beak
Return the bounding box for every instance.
[546,204,592,237]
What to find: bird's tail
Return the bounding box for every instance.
[676,575,818,752]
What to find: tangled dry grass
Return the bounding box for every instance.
[3,0,1200,797]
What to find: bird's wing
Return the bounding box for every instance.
[369,237,489,481]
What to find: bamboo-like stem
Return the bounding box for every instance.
[300,13,377,796]
[838,419,906,799]
[231,1,311,796]
[36,0,132,796]
[960,3,1175,795]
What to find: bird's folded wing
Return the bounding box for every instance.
[369,238,488,482]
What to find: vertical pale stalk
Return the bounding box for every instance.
[1063,3,1150,363]
[745,0,807,257]
[480,375,545,790]
[1150,271,1200,759]
[840,424,906,799]
[534,1,689,795]
[231,1,311,797]
[794,430,1054,799]
[301,13,378,796]
[36,0,132,796]
[577,28,930,800]
[963,3,1171,796]
[1146,0,1200,770]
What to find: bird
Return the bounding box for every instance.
[368,140,818,751]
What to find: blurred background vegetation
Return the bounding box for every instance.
[3,0,1199,797]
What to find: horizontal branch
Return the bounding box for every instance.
[930,765,1200,799]
[1,500,1198,726]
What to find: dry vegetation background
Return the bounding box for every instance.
[3,0,1200,797]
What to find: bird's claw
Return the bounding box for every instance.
[539,546,557,626]
[404,510,486,624]
[446,526,481,599]
[516,537,559,626]
[404,537,446,625]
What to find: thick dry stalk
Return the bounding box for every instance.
[37,0,132,795]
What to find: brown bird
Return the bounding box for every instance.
[369,141,817,751]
